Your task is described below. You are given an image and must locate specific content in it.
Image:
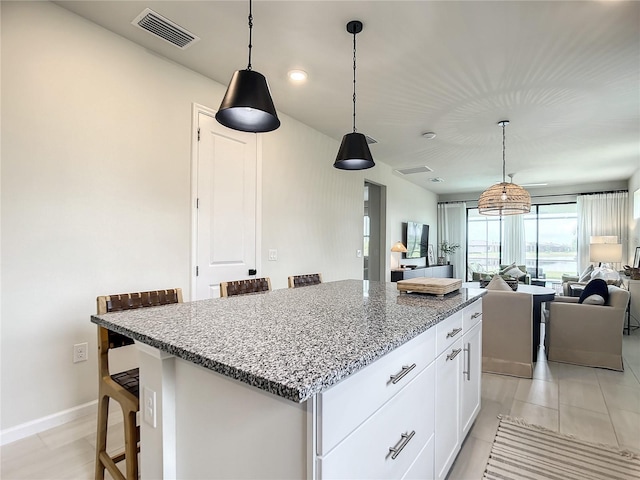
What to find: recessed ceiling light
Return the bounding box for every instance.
[287,70,308,82]
[422,132,436,139]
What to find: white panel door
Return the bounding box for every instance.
[195,111,257,300]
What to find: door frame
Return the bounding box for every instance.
[190,103,263,301]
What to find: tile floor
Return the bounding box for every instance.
[1,329,639,479]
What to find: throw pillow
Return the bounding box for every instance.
[578,278,609,305]
[502,265,526,279]
[578,264,594,283]
[485,275,513,291]
[582,295,605,305]
[499,263,516,275]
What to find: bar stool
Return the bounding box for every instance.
[95,288,183,480]
[220,277,271,297]
[288,273,323,288]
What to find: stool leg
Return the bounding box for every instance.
[95,394,109,480]
[123,410,139,480]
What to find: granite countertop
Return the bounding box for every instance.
[91,280,484,403]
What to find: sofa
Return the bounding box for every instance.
[547,285,629,370]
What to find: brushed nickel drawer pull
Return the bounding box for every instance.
[389,363,417,385]
[471,312,482,319]
[446,327,462,338]
[389,430,416,460]
[463,343,471,380]
[447,348,462,361]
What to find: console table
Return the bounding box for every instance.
[391,265,454,282]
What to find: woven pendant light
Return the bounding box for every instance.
[478,121,531,216]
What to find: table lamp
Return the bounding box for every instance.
[589,243,622,268]
[391,241,407,269]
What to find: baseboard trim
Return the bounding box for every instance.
[1,400,100,446]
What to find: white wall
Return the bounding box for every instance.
[0,1,437,432]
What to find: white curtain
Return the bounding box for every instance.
[501,215,526,265]
[437,202,467,278]
[577,192,628,272]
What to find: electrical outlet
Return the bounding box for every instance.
[73,343,88,363]
[143,386,157,428]
[268,249,277,261]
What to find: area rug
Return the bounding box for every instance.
[483,415,640,480]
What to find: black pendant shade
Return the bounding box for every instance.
[216,69,280,133]
[334,20,374,171]
[334,132,375,170]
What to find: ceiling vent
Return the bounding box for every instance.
[132,9,200,49]
[395,165,434,175]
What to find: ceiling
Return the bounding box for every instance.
[55,0,640,195]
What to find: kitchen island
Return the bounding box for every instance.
[92,280,484,479]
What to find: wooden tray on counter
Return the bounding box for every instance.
[396,278,462,297]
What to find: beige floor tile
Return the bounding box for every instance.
[559,378,608,413]
[600,382,640,414]
[446,435,492,480]
[37,413,98,449]
[85,420,125,457]
[509,400,559,431]
[596,366,640,387]
[559,404,618,447]
[608,408,640,454]
[532,358,560,383]
[555,362,600,385]
[480,373,519,409]
[1,438,94,480]
[469,399,506,443]
[513,378,558,409]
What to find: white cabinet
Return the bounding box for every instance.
[434,299,483,480]
[434,338,462,479]
[460,321,482,437]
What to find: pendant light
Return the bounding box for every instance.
[478,120,531,216]
[215,0,280,133]
[334,20,375,170]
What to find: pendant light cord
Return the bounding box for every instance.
[501,122,506,183]
[352,29,357,133]
[247,0,253,71]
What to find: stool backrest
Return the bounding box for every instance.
[220,278,271,297]
[288,273,323,288]
[96,288,183,376]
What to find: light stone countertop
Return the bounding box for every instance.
[91,279,484,403]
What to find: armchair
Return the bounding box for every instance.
[482,290,534,378]
[547,285,629,371]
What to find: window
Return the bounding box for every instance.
[466,203,577,281]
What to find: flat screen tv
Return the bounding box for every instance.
[402,222,429,259]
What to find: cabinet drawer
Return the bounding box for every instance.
[402,433,434,480]
[319,363,435,480]
[463,298,483,332]
[435,310,463,356]
[318,328,436,455]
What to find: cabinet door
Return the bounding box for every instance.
[434,338,462,480]
[460,321,482,437]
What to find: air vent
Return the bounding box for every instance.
[132,9,200,49]
[395,166,434,175]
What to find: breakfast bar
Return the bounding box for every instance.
[91,280,485,479]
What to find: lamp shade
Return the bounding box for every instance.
[391,241,407,253]
[216,69,280,133]
[590,236,618,244]
[334,132,375,170]
[478,182,531,216]
[589,243,623,263]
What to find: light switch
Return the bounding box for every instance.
[268,249,278,261]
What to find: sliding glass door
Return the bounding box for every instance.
[466,203,577,281]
